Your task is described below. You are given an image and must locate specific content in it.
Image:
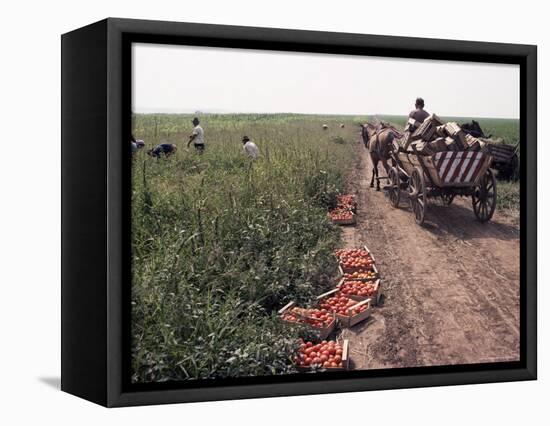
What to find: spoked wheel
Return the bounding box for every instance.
[472,169,497,222]
[408,167,427,225]
[441,193,456,206]
[388,167,401,208]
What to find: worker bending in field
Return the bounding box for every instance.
[406,97,429,132]
[187,117,205,153]
[242,136,260,159]
[147,143,177,158]
[130,134,145,154]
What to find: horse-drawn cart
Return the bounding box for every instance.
[387,148,497,225]
[486,141,520,181]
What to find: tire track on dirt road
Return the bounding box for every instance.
[338,140,520,369]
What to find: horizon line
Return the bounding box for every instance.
[132,110,520,120]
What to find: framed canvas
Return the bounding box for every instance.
[61,18,537,407]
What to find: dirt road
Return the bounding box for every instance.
[340,140,520,369]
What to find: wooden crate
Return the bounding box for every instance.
[363,244,375,262]
[337,299,372,328]
[336,245,377,274]
[295,339,350,372]
[338,269,379,281]
[338,260,378,277]
[487,143,516,162]
[336,194,358,213]
[316,288,340,301]
[316,289,372,328]
[324,339,350,371]
[278,301,296,316]
[336,278,381,306]
[278,301,336,340]
[329,211,356,226]
[398,151,443,186]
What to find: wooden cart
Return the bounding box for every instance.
[486,141,520,181]
[387,148,497,225]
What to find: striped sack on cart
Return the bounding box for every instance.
[434,151,486,184]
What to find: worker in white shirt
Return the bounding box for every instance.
[187,117,205,153]
[242,136,260,159]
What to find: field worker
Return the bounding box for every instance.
[130,133,139,153]
[187,117,205,153]
[131,134,145,153]
[406,97,429,131]
[147,143,177,158]
[242,136,260,159]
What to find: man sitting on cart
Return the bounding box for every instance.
[405,97,429,132]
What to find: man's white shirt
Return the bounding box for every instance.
[243,141,260,159]
[192,125,205,145]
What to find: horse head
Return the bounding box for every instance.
[461,120,489,138]
[359,122,376,148]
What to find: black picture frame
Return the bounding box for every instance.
[61,17,537,407]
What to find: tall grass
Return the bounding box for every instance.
[131,114,357,382]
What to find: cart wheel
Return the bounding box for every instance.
[388,167,401,208]
[441,193,455,206]
[408,167,427,225]
[472,169,497,222]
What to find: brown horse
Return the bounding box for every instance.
[360,122,401,191]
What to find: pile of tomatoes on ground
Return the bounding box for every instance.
[295,340,345,369]
[338,280,378,299]
[318,294,368,317]
[281,307,334,329]
[334,248,375,271]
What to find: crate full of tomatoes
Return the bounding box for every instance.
[294,339,350,371]
[278,302,336,340]
[336,194,357,213]
[316,289,372,328]
[341,269,378,281]
[335,246,378,275]
[328,207,356,225]
[337,278,381,305]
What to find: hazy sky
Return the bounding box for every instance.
[132,43,519,119]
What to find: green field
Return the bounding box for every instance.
[131,113,519,383]
[131,114,358,382]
